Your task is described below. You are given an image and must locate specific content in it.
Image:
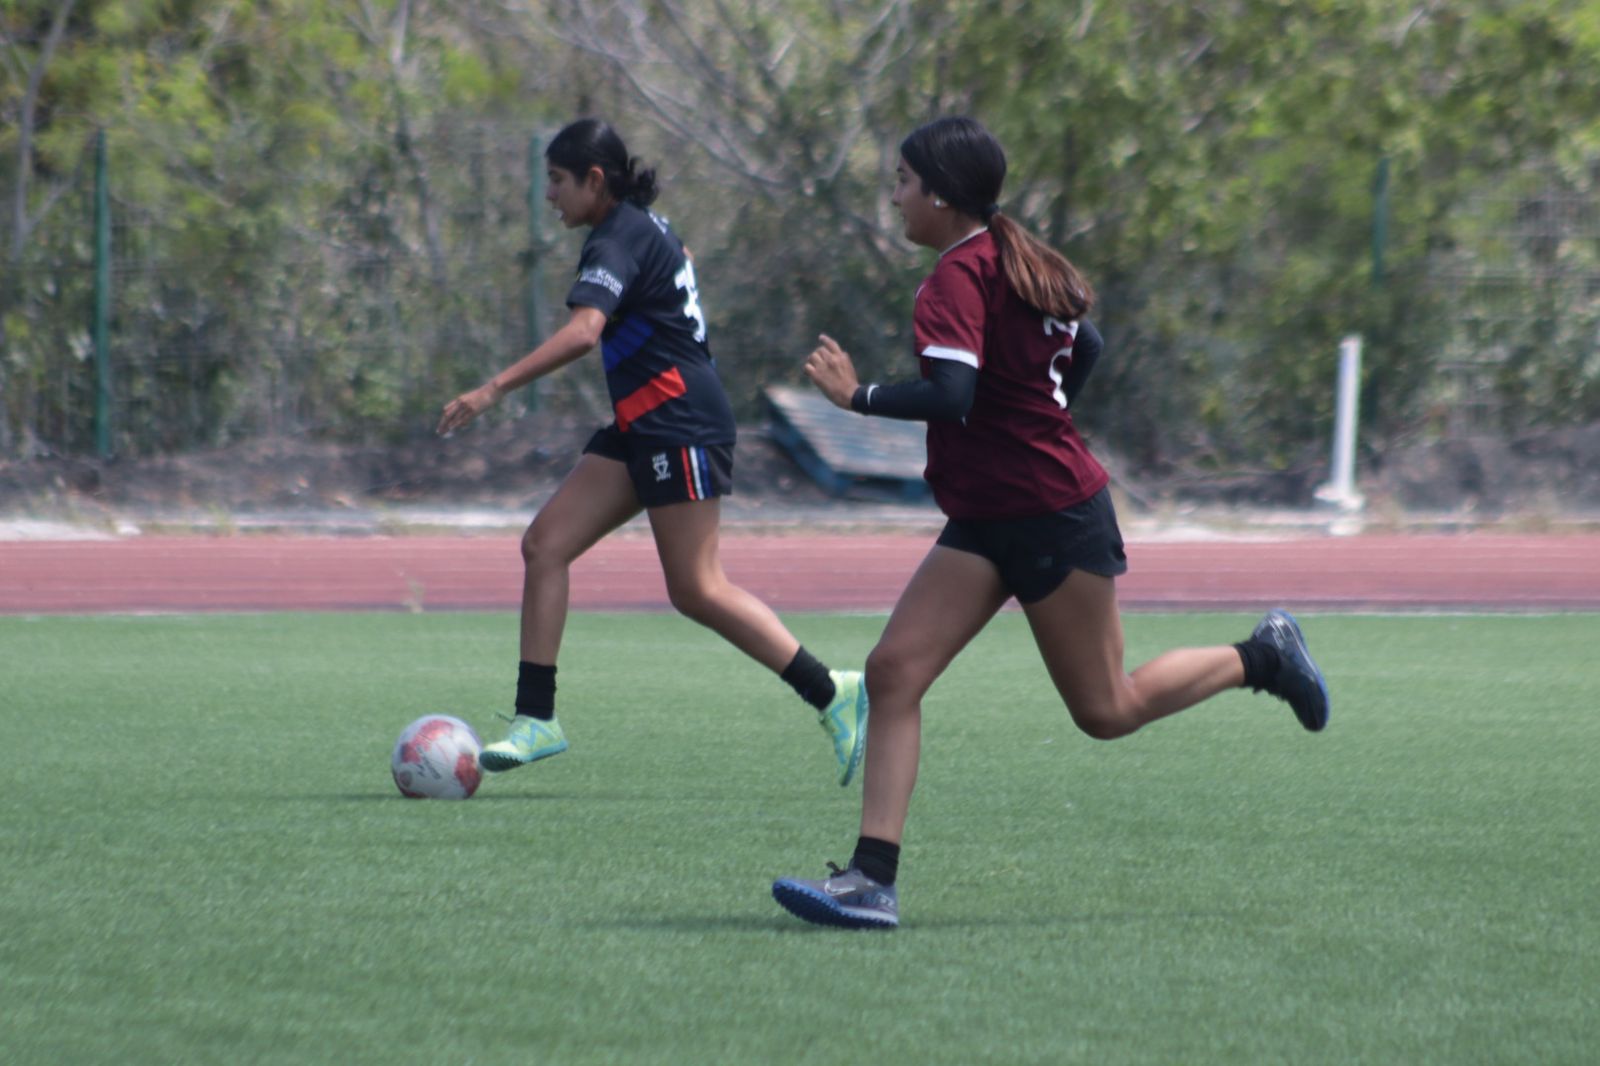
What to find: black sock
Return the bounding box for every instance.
[515,661,557,720]
[1234,640,1281,693]
[780,646,835,712]
[850,836,901,887]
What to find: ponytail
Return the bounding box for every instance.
[988,212,1095,320]
[620,157,659,207]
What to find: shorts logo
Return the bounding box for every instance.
[651,452,671,481]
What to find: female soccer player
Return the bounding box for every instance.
[771,116,1329,928]
[437,119,866,785]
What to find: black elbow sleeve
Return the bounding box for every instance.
[860,360,977,422]
[1062,320,1103,406]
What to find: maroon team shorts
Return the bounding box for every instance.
[583,425,734,508]
[935,486,1128,604]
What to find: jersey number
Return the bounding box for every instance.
[674,259,707,343]
[1044,316,1076,409]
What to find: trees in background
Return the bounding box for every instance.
[3,0,1598,485]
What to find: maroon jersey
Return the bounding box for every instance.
[914,230,1108,519]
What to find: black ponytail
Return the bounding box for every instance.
[623,157,659,207]
[546,118,659,207]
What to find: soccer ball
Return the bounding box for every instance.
[391,715,483,799]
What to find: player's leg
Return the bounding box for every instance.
[519,451,641,664]
[1022,568,1245,740]
[1023,576,1330,737]
[771,544,1008,929]
[480,451,641,772]
[857,545,1009,843]
[647,496,798,671]
[998,486,1285,739]
[647,495,869,784]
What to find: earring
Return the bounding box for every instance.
[933,198,945,208]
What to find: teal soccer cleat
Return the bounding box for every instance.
[478,714,569,772]
[772,863,898,930]
[820,670,868,786]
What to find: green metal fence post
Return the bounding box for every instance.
[92,128,112,458]
[1371,155,1390,288]
[524,133,548,410]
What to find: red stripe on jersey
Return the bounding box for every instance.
[615,367,687,432]
[681,447,698,500]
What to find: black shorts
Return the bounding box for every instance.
[936,486,1128,604]
[583,425,734,508]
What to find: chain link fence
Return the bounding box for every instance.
[1428,164,1600,437]
[1,121,603,460]
[3,127,1598,466]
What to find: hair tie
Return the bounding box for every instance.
[982,203,1000,220]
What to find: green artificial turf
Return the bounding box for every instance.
[2,611,1596,1064]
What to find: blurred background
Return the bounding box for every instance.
[3,0,1599,518]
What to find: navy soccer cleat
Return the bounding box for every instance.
[772,862,898,930]
[1251,609,1330,731]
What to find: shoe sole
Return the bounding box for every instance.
[478,742,568,773]
[771,881,897,930]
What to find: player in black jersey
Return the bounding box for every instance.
[436,119,866,785]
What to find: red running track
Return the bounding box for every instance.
[3,533,1599,613]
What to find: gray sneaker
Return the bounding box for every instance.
[1251,609,1330,732]
[772,862,898,929]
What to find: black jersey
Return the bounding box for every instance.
[565,202,736,444]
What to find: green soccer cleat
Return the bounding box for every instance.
[478,714,569,773]
[821,669,869,787]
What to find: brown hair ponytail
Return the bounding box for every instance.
[988,213,1095,319]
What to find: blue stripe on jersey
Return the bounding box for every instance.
[601,315,656,372]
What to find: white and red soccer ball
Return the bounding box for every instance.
[391,715,483,799]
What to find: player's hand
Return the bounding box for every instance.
[436,382,502,436]
[804,334,859,410]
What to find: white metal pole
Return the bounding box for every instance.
[1316,335,1364,512]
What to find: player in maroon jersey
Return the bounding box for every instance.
[435,119,867,786]
[771,116,1328,929]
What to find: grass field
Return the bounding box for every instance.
[3,610,1597,1064]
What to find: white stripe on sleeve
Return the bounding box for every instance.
[920,345,980,368]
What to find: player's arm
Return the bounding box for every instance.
[1059,318,1102,407]
[805,334,976,423]
[437,306,606,435]
[851,359,976,421]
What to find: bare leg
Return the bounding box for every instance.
[519,454,642,663]
[646,497,801,673]
[1022,569,1245,740]
[859,546,1010,844]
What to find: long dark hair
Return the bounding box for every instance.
[900,116,1094,319]
[546,118,659,208]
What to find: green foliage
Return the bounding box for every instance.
[1,1,1598,475]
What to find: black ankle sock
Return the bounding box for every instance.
[515,661,557,720]
[1234,640,1281,692]
[780,646,835,712]
[851,835,900,887]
